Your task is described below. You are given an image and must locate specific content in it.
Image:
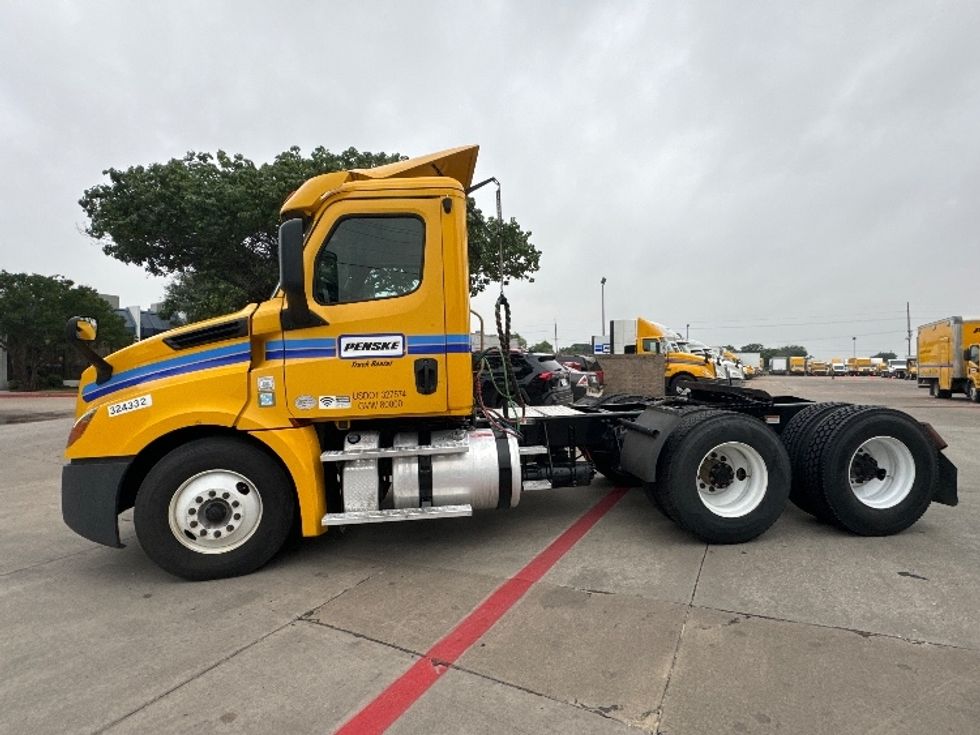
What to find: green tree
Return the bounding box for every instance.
[739,343,765,352]
[873,351,897,360]
[0,272,128,390]
[563,342,594,355]
[80,147,541,323]
[528,340,554,353]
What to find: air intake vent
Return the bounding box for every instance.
[163,318,248,350]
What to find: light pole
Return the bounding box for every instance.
[600,277,606,335]
[852,336,856,358]
[686,323,690,340]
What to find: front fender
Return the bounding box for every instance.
[249,426,327,538]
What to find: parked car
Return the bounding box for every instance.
[556,354,605,400]
[473,351,574,406]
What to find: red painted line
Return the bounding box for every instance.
[334,487,628,735]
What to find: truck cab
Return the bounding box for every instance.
[626,318,718,393]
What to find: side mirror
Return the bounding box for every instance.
[278,218,323,328]
[66,316,113,384]
[71,317,98,342]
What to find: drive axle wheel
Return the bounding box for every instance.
[653,410,790,543]
[802,407,936,536]
[135,437,295,580]
[779,402,850,520]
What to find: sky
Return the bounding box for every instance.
[2,1,978,359]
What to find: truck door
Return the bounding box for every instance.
[279,196,452,419]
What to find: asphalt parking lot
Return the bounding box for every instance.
[1,377,978,734]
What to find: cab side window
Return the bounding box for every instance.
[969,345,980,363]
[313,215,424,305]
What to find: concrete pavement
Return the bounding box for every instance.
[0,377,977,734]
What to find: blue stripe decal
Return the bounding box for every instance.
[84,333,471,402]
[268,334,471,361]
[82,341,251,402]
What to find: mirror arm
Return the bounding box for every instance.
[65,318,113,384]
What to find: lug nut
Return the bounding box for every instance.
[214,531,222,538]
[195,496,203,504]
[226,525,234,532]
[188,507,196,515]
[208,490,216,498]
[222,492,230,499]
[233,513,241,521]
[232,501,240,508]
[190,521,198,528]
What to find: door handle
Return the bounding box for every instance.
[414,358,438,395]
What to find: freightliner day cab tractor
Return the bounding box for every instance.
[62,146,959,580]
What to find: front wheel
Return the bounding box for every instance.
[667,373,694,395]
[652,410,791,543]
[135,437,295,580]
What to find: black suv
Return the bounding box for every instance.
[473,351,574,406]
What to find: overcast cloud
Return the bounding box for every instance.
[2,1,978,358]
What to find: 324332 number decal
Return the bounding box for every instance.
[107,394,153,417]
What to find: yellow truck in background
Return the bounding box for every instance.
[918,316,980,401]
[808,360,830,376]
[59,146,960,580]
[609,317,718,394]
[848,357,873,376]
[789,356,807,375]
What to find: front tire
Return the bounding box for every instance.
[653,410,791,543]
[667,373,694,395]
[135,437,295,580]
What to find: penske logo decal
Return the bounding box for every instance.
[339,334,405,359]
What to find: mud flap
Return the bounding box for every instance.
[932,452,958,506]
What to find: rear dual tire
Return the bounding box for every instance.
[794,406,936,535]
[646,410,791,543]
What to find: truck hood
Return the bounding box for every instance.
[76,305,257,408]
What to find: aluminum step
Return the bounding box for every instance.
[321,504,473,526]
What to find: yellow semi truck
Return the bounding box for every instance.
[917,316,980,401]
[61,146,959,579]
[789,356,807,375]
[608,317,718,394]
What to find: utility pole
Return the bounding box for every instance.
[906,301,912,357]
[853,336,856,358]
[554,320,558,352]
[600,277,606,335]
[686,323,690,340]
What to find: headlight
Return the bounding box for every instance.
[66,406,97,449]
